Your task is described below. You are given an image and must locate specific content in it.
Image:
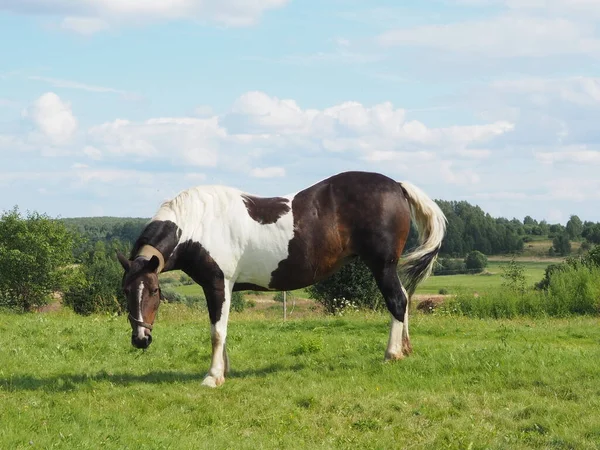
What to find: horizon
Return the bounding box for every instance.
[2,1,600,224]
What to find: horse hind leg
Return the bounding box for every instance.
[368,261,410,361]
[400,285,412,355]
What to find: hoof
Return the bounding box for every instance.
[384,351,405,362]
[201,374,225,388]
[402,340,413,355]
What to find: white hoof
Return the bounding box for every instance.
[201,374,224,388]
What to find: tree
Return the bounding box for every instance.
[0,207,76,311]
[566,215,583,240]
[464,250,488,273]
[63,240,129,315]
[551,233,571,256]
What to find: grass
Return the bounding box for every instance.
[416,261,550,295]
[1,305,600,449]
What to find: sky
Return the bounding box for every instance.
[1,0,600,223]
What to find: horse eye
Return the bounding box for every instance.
[151,288,159,295]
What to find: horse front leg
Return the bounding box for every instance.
[201,279,232,388]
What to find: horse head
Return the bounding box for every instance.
[117,248,164,350]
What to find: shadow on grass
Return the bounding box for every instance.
[0,363,306,392]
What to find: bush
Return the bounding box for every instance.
[161,287,186,303]
[439,262,600,319]
[306,258,383,315]
[231,291,246,312]
[433,258,468,275]
[0,207,76,312]
[545,265,600,316]
[464,250,488,273]
[63,240,128,315]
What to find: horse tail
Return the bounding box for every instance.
[398,181,447,296]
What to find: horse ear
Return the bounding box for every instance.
[116,251,131,272]
[147,255,160,273]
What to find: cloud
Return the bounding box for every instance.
[453,0,600,18]
[60,17,109,35]
[377,15,600,58]
[26,92,77,145]
[0,0,289,31]
[534,146,600,165]
[88,117,225,167]
[28,75,141,100]
[250,167,286,178]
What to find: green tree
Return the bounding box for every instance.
[464,250,488,273]
[552,233,571,256]
[0,207,76,311]
[63,240,129,315]
[566,215,583,240]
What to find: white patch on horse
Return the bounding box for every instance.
[135,280,146,340]
[154,186,296,289]
[385,318,404,361]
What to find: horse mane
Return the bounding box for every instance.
[151,184,244,232]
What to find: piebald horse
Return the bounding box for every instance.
[117,171,446,387]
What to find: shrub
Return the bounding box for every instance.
[306,258,383,315]
[433,257,468,275]
[464,250,488,273]
[231,291,246,312]
[0,207,76,312]
[500,257,526,293]
[63,240,129,315]
[546,265,600,316]
[161,287,186,304]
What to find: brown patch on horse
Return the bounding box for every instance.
[269,172,411,292]
[241,195,291,225]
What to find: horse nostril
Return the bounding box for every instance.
[147,334,153,345]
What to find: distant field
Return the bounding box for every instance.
[1,307,599,449]
[519,239,582,258]
[164,259,557,299]
[415,261,552,295]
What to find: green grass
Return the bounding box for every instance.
[416,261,550,295]
[1,306,600,449]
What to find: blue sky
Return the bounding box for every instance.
[1,0,600,223]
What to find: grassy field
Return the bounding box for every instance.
[1,305,600,449]
[415,261,551,295]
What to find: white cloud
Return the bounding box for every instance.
[377,15,600,58]
[534,146,600,165]
[453,0,600,18]
[26,92,77,145]
[0,0,289,31]
[60,17,109,35]
[490,76,600,107]
[250,167,286,178]
[88,116,225,167]
[28,75,141,100]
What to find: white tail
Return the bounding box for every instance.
[398,181,447,295]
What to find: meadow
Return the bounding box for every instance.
[1,303,600,449]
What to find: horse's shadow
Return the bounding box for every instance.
[0,363,305,392]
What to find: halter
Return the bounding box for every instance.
[128,313,154,331]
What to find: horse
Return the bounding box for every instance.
[117,170,447,387]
